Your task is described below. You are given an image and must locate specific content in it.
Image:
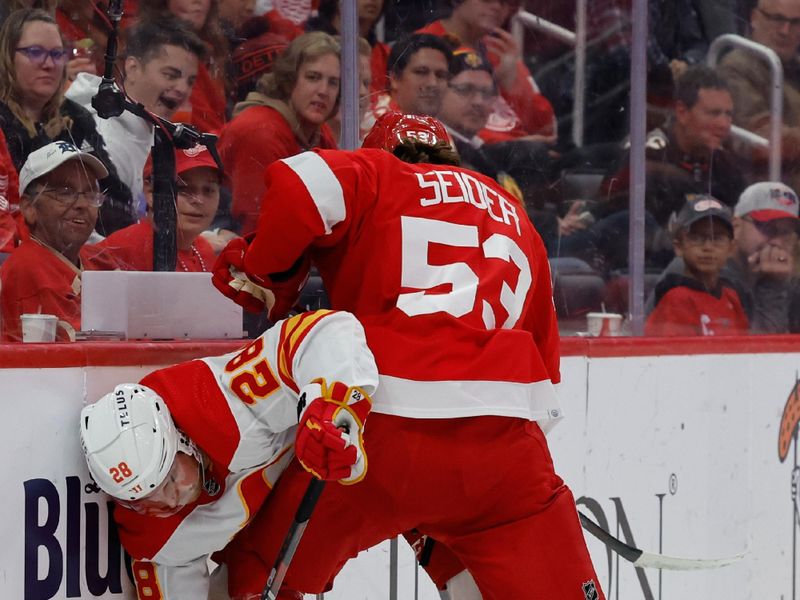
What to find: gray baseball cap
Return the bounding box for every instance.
[734,181,799,222]
[674,195,733,233]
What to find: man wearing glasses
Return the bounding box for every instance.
[717,0,800,193]
[0,141,120,342]
[731,181,800,332]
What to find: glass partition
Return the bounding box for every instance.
[1,0,797,342]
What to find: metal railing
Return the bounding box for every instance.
[707,33,783,180]
[512,3,587,147]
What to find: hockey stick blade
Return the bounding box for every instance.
[578,512,744,571]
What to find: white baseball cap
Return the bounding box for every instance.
[19,141,109,195]
[734,181,800,222]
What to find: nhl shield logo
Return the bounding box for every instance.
[203,477,221,497]
[582,580,599,600]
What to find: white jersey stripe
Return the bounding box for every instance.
[372,374,563,433]
[282,152,346,234]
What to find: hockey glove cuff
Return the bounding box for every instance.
[212,237,310,319]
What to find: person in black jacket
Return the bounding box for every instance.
[557,65,748,273]
[0,8,133,236]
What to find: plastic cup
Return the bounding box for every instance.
[586,312,623,337]
[21,314,58,343]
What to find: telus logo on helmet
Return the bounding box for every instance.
[114,388,130,427]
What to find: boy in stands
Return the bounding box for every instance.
[96,146,221,272]
[646,196,748,336]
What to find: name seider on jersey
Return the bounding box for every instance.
[415,170,522,235]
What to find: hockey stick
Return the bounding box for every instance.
[262,477,326,600]
[578,511,744,571]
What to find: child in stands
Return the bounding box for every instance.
[646,195,749,336]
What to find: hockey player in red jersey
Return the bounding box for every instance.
[79,309,377,600]
[212,112,605,599]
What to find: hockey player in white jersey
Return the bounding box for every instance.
[79,309,377,600]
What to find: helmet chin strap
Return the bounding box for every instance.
[176,429,209,490]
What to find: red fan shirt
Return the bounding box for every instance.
[96,220,216,272]
[218,105,337,235]
[0,239,120,341]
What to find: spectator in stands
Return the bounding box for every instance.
[646,196,748,336]
[65,16,206,231]
[611,65,746,226]
[437,47,528,200]
[138,0,231,132]
[369,33,452,123]
[306,0,390,100]
[218,31,340,234]
[0,128,22,254]
[417,0,557,144]
[650,181,800,333]
[717,0,800,193]
[0,9,133,236]
[0,141,120,342]
[558,65,746,274]
[730,181,800,333]
[96,145,222,271]
[4,0,107,81]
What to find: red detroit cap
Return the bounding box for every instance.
[362,111,452,153]
[144,145,219,178]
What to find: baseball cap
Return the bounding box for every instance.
[143,145,220,178]
[674,195,733,233]
[450,47,493,77]
[175,145,219,176]
[19,141,108,195]
[362,111,453,152]
[734,181,800,222]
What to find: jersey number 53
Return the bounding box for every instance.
[397,216,532,329]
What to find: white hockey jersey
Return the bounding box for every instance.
[114,310,378,599]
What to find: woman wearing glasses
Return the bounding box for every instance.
[0,141,121,342]
[0,9,133,237]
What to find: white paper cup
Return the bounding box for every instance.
[586,312,623,337]
[21,314,58,343]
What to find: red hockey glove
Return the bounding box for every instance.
[211,237,271,313]
[295,378,372,484]
[211,238,310,319]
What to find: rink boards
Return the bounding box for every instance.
[1,336,800,599]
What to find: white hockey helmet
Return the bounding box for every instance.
[80,383,181,501]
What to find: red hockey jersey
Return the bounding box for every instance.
[244,149,562,424]
[114,310,378,599]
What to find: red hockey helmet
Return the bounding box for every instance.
[362,111,453,153]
